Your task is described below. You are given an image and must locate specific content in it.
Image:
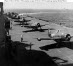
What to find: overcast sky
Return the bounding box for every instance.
[3,0,73,9]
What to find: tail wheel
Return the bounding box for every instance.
[65,34,71,41]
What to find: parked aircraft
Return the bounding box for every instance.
[37,28,73,42]
[14,17,31,26]
[24,22,48,30]
[7,12,20,19]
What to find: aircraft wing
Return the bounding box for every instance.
[24,23,50,29]
[24,25,46,28]
[24,25,30,28]
[24,25,35,28]
[37,37,64,41]
[23,29,48,32]
[25,20,31,22]
[40,24,49,27]
[14,19,22,22]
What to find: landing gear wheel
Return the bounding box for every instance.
[65,34,71,41]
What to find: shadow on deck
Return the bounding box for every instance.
[0,41,58,66]
[40,41,73,66]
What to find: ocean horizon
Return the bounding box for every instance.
[4,9,73,14]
